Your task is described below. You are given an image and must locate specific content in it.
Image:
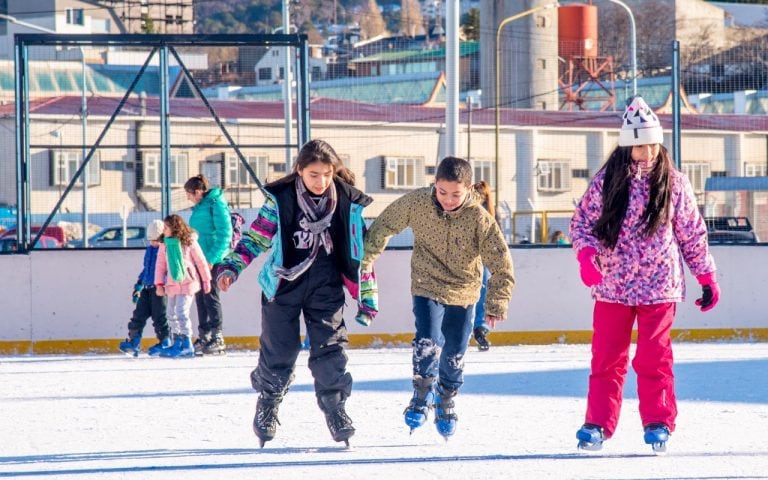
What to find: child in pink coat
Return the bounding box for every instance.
[155,214,212,357]
[570,96,720,453]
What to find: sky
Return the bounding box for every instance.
[1,342,767,480]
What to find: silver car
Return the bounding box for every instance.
[69,226,148,249]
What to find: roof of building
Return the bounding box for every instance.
[349,41,478,64]
[6,95,768,133]
[218,71,446,105]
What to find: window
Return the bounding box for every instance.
[537,58,546,70]
[472,159,496,188]
[141,152,189,186]
[744,162,767,177]
[537,160,571,192]
[50,151,100,186]
[258,67,272,81]
[681,162,711,193]
[382,156,425,189]
[536,15,547,28]
[66,8,85,25]
[226,154,269,186]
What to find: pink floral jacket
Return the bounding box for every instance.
[570,166,716,306]
[155,239,212,297]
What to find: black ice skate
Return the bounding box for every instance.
[319,392,355,447]
[473,326,491,351]
[253,395,281,448]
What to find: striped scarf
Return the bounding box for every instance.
[273,177,337,281]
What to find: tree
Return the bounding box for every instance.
[461,7,480,41]
[359,0,388,39]
[399,0,424,37]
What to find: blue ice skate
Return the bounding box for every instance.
[118,335,141,357]
[147,336,173,356]
[576,423,604,451]
[433,384,457,439]
[643,423,670,454]
[159,335,194,358]
[404,376,436,433]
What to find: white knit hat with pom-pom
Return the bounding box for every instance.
[618,96,664,147]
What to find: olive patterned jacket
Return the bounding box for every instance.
[361,187,515,318]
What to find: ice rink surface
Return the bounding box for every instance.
[1,343,767,480]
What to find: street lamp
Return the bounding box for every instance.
[603,0,637,96]
[1,13,89,246]
[494,2,559,212]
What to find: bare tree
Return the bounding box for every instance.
[400,0,424,37]
[359,0,389,39]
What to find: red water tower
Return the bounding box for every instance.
[558,3,616,111]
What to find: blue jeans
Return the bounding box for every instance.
[473,267,491,330]
[412,296,473,391]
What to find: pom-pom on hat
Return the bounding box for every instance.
[618,96,664,147]
[146,219,165,241]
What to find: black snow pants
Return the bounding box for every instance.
[250,255,352,404]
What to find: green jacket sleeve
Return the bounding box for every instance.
[361,192,413,271]
[480,218,515,318]
[208,196,233,265]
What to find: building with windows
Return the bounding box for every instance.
[2,94,768,241]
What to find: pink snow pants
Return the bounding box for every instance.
[584,301,677,438]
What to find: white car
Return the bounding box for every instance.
[68,226,148,249]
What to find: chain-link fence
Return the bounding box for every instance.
[3,6,768,252]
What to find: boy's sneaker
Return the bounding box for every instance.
[160,335,194,358]
[434,383,458,439]
[403,375,436,433]
[643,423,670,454]
[473,326,491,351]
[253,394,282,448]
[202,331,227,355]
[118,334,141,357]
[576,423,605,451]
[147,336,172,356]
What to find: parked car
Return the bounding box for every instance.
[0,235,62,252]
[0,203,16,230]
[68,226,148,248]
[0,225,67,245]
[705,217,759,244]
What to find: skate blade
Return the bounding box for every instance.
[577,440,603,452]
[651,442,667,455]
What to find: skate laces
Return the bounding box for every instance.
[256,401,281,431]
[326,406,353,433]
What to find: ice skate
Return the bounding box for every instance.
[118,333,141,357]
[159,335,194,358]
[643,423,670,454]
[319,392,355,446]
[403,375,435,433]
[202,331,227,355]
[433,383,457,439]
[147,336,172,356]
[576,423,604,451]
[473,326,491,352]
[193,332,211,356]
[253,394,281,448]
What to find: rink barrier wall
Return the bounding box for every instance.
[1,246,767,355]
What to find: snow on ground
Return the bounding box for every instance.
[1,343,767,480]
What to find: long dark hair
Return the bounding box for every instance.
[593,145,674,249]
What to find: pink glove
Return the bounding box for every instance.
[577,247,603,287]
[695,272,720,312]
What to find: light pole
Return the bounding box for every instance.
[602,0,637,96]
[1,13,88,245]
[494,2,558,212]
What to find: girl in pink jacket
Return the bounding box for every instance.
[569,96,720,454]
[155,214,212,357]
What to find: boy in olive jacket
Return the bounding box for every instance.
[361,156,515,439]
